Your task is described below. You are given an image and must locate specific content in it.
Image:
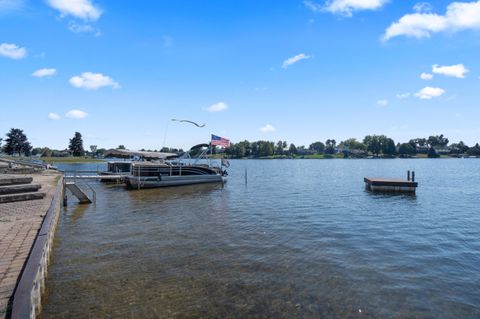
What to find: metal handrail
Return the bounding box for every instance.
[84,182,96,204]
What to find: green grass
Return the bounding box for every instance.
[413,154,450,159]
[303,153,344,159]
[414,154,428,158]
[41,157,104,164]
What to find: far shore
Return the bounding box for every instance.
[211,154,476,160]
[42,157,105,164]
[0,156,104,164]
[2,154,477,166]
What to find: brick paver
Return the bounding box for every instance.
[0,171,60,318]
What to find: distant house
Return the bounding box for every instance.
[350,149,367,157]
[338,147,367,158]
[297,148,315,156]
[433,146,450,155]
[51,150,70,157]
[415,145,429,154]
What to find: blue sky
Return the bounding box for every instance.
[1,0,480,150]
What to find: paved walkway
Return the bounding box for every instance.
[0,171,60,318]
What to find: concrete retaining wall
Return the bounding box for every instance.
[9,177,63,319]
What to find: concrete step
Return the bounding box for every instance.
[0,176,33,186]
[0,184,41,195]
[0,167,37,174]
[0,191,46,204]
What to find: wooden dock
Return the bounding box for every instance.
[64,174,125,180]
[364,171,418,194]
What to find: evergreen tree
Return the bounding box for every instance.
[69,132,85,157]
[3,128,32,156]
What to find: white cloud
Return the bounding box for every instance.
[413,2,433,13]
[305,0,388,16]
[282,53,311,69]
[420,72,433,80]
[415,86,445,99]
[68,22,94,33]
[260,124,276,133]
[32,68,56,78]
[327,0,388,16]
[69,72,120,90]
[66,109,88,119]
[46,0,101,20]
[396,92,411,99]
[68,23,101,36]
[0,43,27,59]
[377,99,388,106]
[206,102,228,112]
[432,64,468,78]
[48,112,61,120]
[383,0,480,41]
[304,0,322,12]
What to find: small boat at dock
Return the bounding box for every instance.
[126,161,225,189]
[104,144,227,189]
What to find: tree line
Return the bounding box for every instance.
[0,129,184,158]
[225,134,480,158]
[1,128,480,158]
[0,129,91,157]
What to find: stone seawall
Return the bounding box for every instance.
[8,176,63,319]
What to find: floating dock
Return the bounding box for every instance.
[364,171,418,194]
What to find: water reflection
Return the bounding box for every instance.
[40,159,480,318]
[364,190,417,200]
[68,203,89,222]
[124,182,225,202]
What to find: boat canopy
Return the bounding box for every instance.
[189,143,210,151]
[104,149,178,160]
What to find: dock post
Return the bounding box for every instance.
[412,171,415,182]
[138,165,141,191]
[62,177,67,206]
[245,168,248,185]
[407,170,411,181]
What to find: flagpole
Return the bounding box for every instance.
[209,135,212,168]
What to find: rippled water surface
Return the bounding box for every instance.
[40,159,480,318]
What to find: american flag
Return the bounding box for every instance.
[211,134,230,147]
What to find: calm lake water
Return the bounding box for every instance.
[40,159,480,318]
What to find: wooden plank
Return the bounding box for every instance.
[364,177,418,187]
[65,175,124,180]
